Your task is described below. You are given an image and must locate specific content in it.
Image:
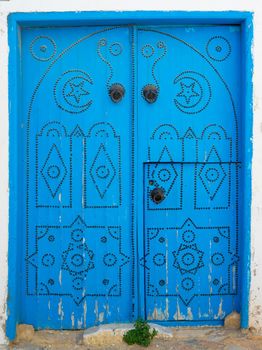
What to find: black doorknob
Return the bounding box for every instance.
[143,84,158,103]
[109,84,125,103]
[150,187,165,204]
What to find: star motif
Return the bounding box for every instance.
[173,243,204,275]
[176,82,199,104]
[66,80,89,103]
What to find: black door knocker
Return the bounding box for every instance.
[109,83,125,103]
[143,84,158,103]
[150,187,165,204]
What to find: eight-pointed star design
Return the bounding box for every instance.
[66,80,89,103]
[173,243,204,275]
[176,82,199,104]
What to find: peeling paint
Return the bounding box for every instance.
[173,301,194,320]
[232,265,236,291]
[71,312,75,329]
[148,306,166,321]
[77,318,83,328]
[214,298,225,320]
[208,297,213,318]
[59,270,62,286]
[103,303,111,318]
[58,298,64,321]
[187,307,193,320]
[94,300,99,323]
[83,300,87,328]
[174,301,184,320]
[1,7,262,342]
[99,312,105,323]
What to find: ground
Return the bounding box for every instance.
[2,328,262,350]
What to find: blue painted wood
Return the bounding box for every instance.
[240,14,253,329]
[8,11,253,26]
[7,11,253,340]
[138,25,241,322]
[20,26,134,329]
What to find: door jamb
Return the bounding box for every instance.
[7,11,253,340]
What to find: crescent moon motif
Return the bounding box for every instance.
[174,71,212,115]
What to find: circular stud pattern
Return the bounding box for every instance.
[71,254,84,267]
[142,44,154,58]
[47,165,60,179]
[73,277,83,290]
[99,38,107,47]
[206,36,231,62]
[48,235,55,242]
[42,253,55,267]
[109,43,122,56]
[182,230,195,243]
[159,279,165,286]
[153,253,166,266]
[103,253,117,267]
[182,277,194,291]
[71,229,83,242]
[158,168,171,182]
[211,252,225,266]
[96,165,110,179]
[182,252,195,266]
[30,36,56,61]
[205,168,220,182]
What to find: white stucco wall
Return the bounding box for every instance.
[0,0,261,344]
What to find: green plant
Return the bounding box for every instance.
[123,319,157,347]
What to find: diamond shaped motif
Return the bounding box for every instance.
[151,146,178,196]
[41,144,67,197]
[199,163,226,199]
[90,144,116,198]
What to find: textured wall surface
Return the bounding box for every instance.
[0,0,260,344]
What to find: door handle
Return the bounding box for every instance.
[150,187,165,204]
[109,83,125,103]
[143,84,158,103]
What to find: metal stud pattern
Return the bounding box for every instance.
[19,24,241,328]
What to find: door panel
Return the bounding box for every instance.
[21,26,133,328]
[137,26,241,322]
[18,24,242,328]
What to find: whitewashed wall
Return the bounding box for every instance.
[0,0,261,344]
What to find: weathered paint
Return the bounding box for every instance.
[0,6,255,346]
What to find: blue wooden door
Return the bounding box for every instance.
[19,24,241,329]
[21,26,134,328]
[138,26,241,324]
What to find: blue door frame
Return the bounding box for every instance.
[7,11,253,340]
